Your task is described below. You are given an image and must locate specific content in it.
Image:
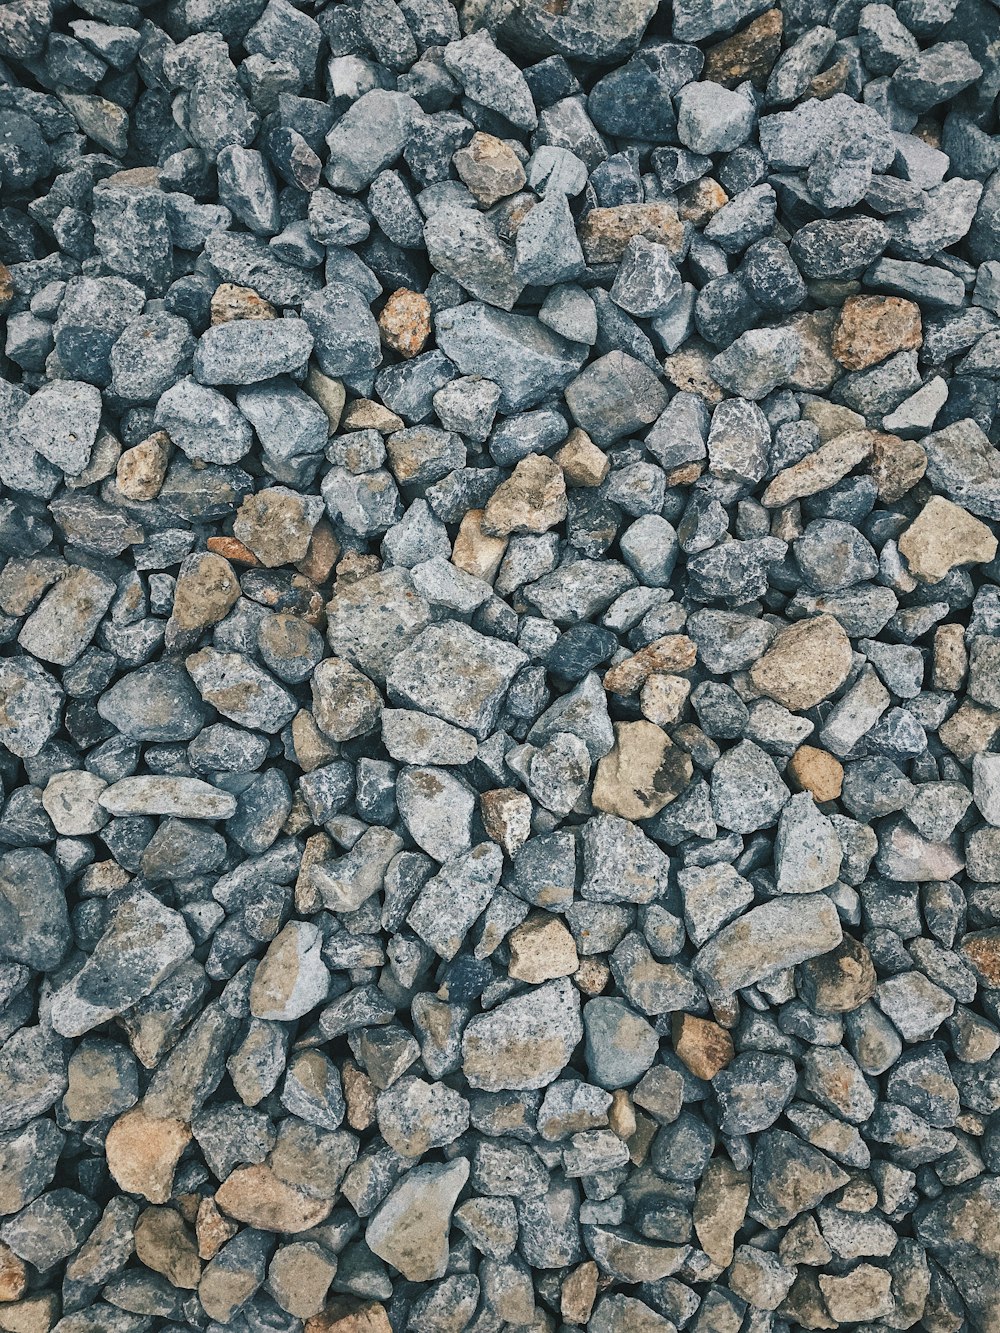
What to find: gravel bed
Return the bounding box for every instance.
[1,0,1000,1330]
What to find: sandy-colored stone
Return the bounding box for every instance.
[761,431,873,507]
[296,518,341,584]
[366,1159,469,1282]
[305,367,345,434]
[340,399,403,433]
[342,1060,377,1133]
[168,551,240,636]
[899,495,998,584]
[0,265,13,314]
[832,296,922,371]
[378,289,431,360]
[234,486,323,568]
[196,1196,238,1261]
[206,535,258,566]
[819,1265,893,1322]
[750,615,852,712]
[868,429,927,500]
[580,204,685,264]
[663,345,725,405]
[454,131,526,207]
[574,958,611,996]
[592,720,693,821]
[603,635,697,695]
[787,745,844,803]
[555,428,609,486]
[939,700,1000,763]
[703,8,783,87]
[211,282,276,324]
[801,398,865,442]
[639,674,691,726]
[933,623,967,691]
[451,508,508,582]
[482,454,567,537]
[677,177,728,225]
[215,1164,333,1233]
[693,1159,751,1269]
[0,1245,26,1302]
[480,787,532,858]
[672,1012,735,1081]
[135,1206,201,1289]
[268,1241,337,1319]
[508,915,579,983]
[305,1299,392,1333]
[250,920,329,1021]
[959,929,1000,988]
[810,55,850,98]
[0,1294,57,1333]
[106,1105,192,1205]
[561,1262,599,1326]
[116,431,171,501]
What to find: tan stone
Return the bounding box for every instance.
[342,1060,377,1132]
[211,282,276,324]
[296,518,341,585]
[832,295,922,371]
[168,551,240,635]
[234,487,321,568]
[216,1164,333,1233]
[480,787,532,858]
[933,623,967,691]
[868,429,927,500]
[677,177,729,224]
[819,1265,893,1322]
[206,535,258,566]
[672,1012,735,1082]
[592,720,693,821]
[291,711,338,775]
[196,1196,238,1261]
[481,454,567,537]
[749,614,852,711]
[761,430,873,507]
[378,289,431,359]
[0,1245,26,1303]
[0,1294,57,1333]
[336,552,382,584]
[580,203,685,264]
[784,307,841,394]
[800,398,866,442]
[304,367,345,434]
[561,1262,599,1326]
[959,929,1000,988]
[135,1206,201,1289]
[603,635,697,695]
[305,1298,392,1333]
[693,1158,750,1268]
[810,55,850,98]
[940,700,1000,763]
[0,264,13,314]
[787,745,844,803]
[608,1088,636,1141]
[340,399,403,433]
[116,431,171,501]
[574,958,611,996]
[451,508,508,582]
[640,674,691,726]
[106,1105,192,1205]
[703,7,783,86]
[663,345,725,405]
[555,428,609,486]
[508,915,579,983]
[64,1041,137,1121]
[454,132,526,207]
[268,1240,337,1319]
[781,1272,838,1330]
[899,494,998,584]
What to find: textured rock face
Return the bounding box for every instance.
[1,0,999,1329]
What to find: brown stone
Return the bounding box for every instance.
[340,400,403,433]
[899,494,998,584]
[296,518,341,585]
[453,132,526,207]
[305,1298,392,1333]
[749,614,852,711]
[672,1013,735,1081]
[135,1206,201,1289]
[787,745,844,803]
[0,264,13,313]
[939,701,1000,763]
[481,454,567,537]
[342,1060,377,1132]
[591,720,693,821]
[692,1158,750,1267]
[116,431,171,501]
[234,486,322,568]
[677,177,729,224]
[579,203,684,264]
[603,635,697,695]
[215,1164,333,1233]
[832,295,922,371]
[785,308,841,393]
[960,929,1000,988]
[933,623,967,691]
[378,289,431,359]
[561,1262,599,1326]
[761,430,873,507]
[196,1196,238,1261]
[508,915,579,983]
[335,551,381,584]
[798,935,877,1014]
[555,428,609,486]
[0,1294,58,1333]
[480,787,532,858]
[810,55,850,99]
[574,958,611,996]
[168,552,240,638]
[0,1244,26,1302]
[211,282,277,324]
[662,344,725,404]
[703,8,783,87]
[106,1105,192,1205]
[868,429,927,500]
[451,508,508,582]
[206,535,258,566]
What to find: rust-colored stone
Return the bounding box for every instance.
[676,178,729,225]
[210,282,276,324]
[788,745,844,803]
[832,295,922,371]
[703,9,783,88]
[378,289,431,359]
[305,1299,392,1333]
[579,203,684,264]
[672,1013,735,1081]
[207,535,258,565]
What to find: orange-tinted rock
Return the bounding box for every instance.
[676,178,728,225]
[378,289,431,359]
[579,204,684,264]
[207,535,258,565]
[672,1013,735,1081]
[0,264,13,313]
[105,1106,192,1205]
[210,283,276,324]
[305,1299,392,1333]
[832,296,922,371]
[603,635,697,695]
[703,9,783,87]
[215,1164,333,1233]
[788,746,844,803]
